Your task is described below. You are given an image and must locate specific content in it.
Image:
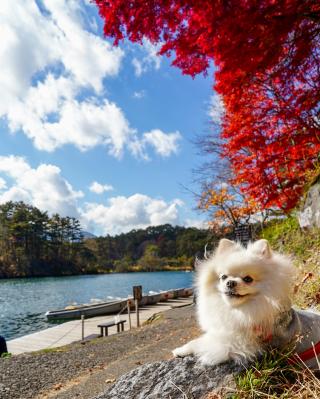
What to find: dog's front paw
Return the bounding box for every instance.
[198,347,230,366]
[172,346,186,358]
[172,343,194,358]
[199,352,220,366]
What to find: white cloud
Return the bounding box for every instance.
[132,59,144,78]
[89,181,114,194]
[0,0,142,156]
[81,194,183,235]
[143,129,182,157]
[129,129,181,160]
[43,0,122,92]
[6,72,179,156]
[133,90,146,99]
[0,1,59,116]
[185,219,208,229]
[8,76,135,154]
[0,0,122,112]
[0,155,205,235]
[0,177,7,190]
[132,39,161,77]
[0,156,82,217]
[208,93,225,124]
[0,1,178,160]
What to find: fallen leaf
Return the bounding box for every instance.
[105,378,116,384]
[204,393,222,399]
[293,272,313,293]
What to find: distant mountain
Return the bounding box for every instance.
[81,231,97,240]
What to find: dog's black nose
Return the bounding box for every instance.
[226,280,237,288]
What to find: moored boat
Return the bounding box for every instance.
[45,299,128,320]
[144,293,163,305]
[45,287,193,320]
[180,287,193,297]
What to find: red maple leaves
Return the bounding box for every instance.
[95,0,320,211]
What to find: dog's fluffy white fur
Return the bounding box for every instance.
[173,238,319,366]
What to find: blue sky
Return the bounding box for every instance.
[0,0,221,236]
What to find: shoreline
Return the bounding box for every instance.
[0,267,193,281]
[0,304,198,399]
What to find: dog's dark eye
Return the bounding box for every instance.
[243,276,253,283]
[221,275,228,280]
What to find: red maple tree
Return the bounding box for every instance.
[94,0,320,211]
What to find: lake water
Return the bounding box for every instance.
[0,271,194,341]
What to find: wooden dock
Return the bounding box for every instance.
[7,298,192,355]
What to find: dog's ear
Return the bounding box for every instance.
[251,239,272,258]
[216,238,237,255]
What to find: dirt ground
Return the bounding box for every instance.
[0,304,199,399]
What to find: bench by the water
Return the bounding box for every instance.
[98,320,126,337]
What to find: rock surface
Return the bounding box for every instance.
[298,181,320,229]
[95,356,243,399]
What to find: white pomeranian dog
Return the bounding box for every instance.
[173,238,320,369]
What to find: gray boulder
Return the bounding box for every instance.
[298,181,320,229]
[95,356,243,399]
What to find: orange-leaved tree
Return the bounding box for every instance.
[198,183,269,233]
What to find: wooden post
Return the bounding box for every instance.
[81,314,85,341]
[135,299,140,327]
[133,286,142,328]
[127,300,132,330]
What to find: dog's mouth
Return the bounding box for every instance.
[224,291,248,298]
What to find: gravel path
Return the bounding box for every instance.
[0,305,199,399]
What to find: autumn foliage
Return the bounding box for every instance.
[199,184,264,232]
[95,0,320,211]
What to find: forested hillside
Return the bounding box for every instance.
[0,201,86,278]
[84,224,215,273]
[0,201,214,278]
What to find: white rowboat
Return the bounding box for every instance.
[45,287,193,320]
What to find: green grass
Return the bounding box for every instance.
[259,216,320,310]
[261,217,307,255]
[231,350,320,398]
[143,312,163,325]
[232,349,299,398]
[32,346,69,355]
[260,216,320,259]
[1,352,12,358]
